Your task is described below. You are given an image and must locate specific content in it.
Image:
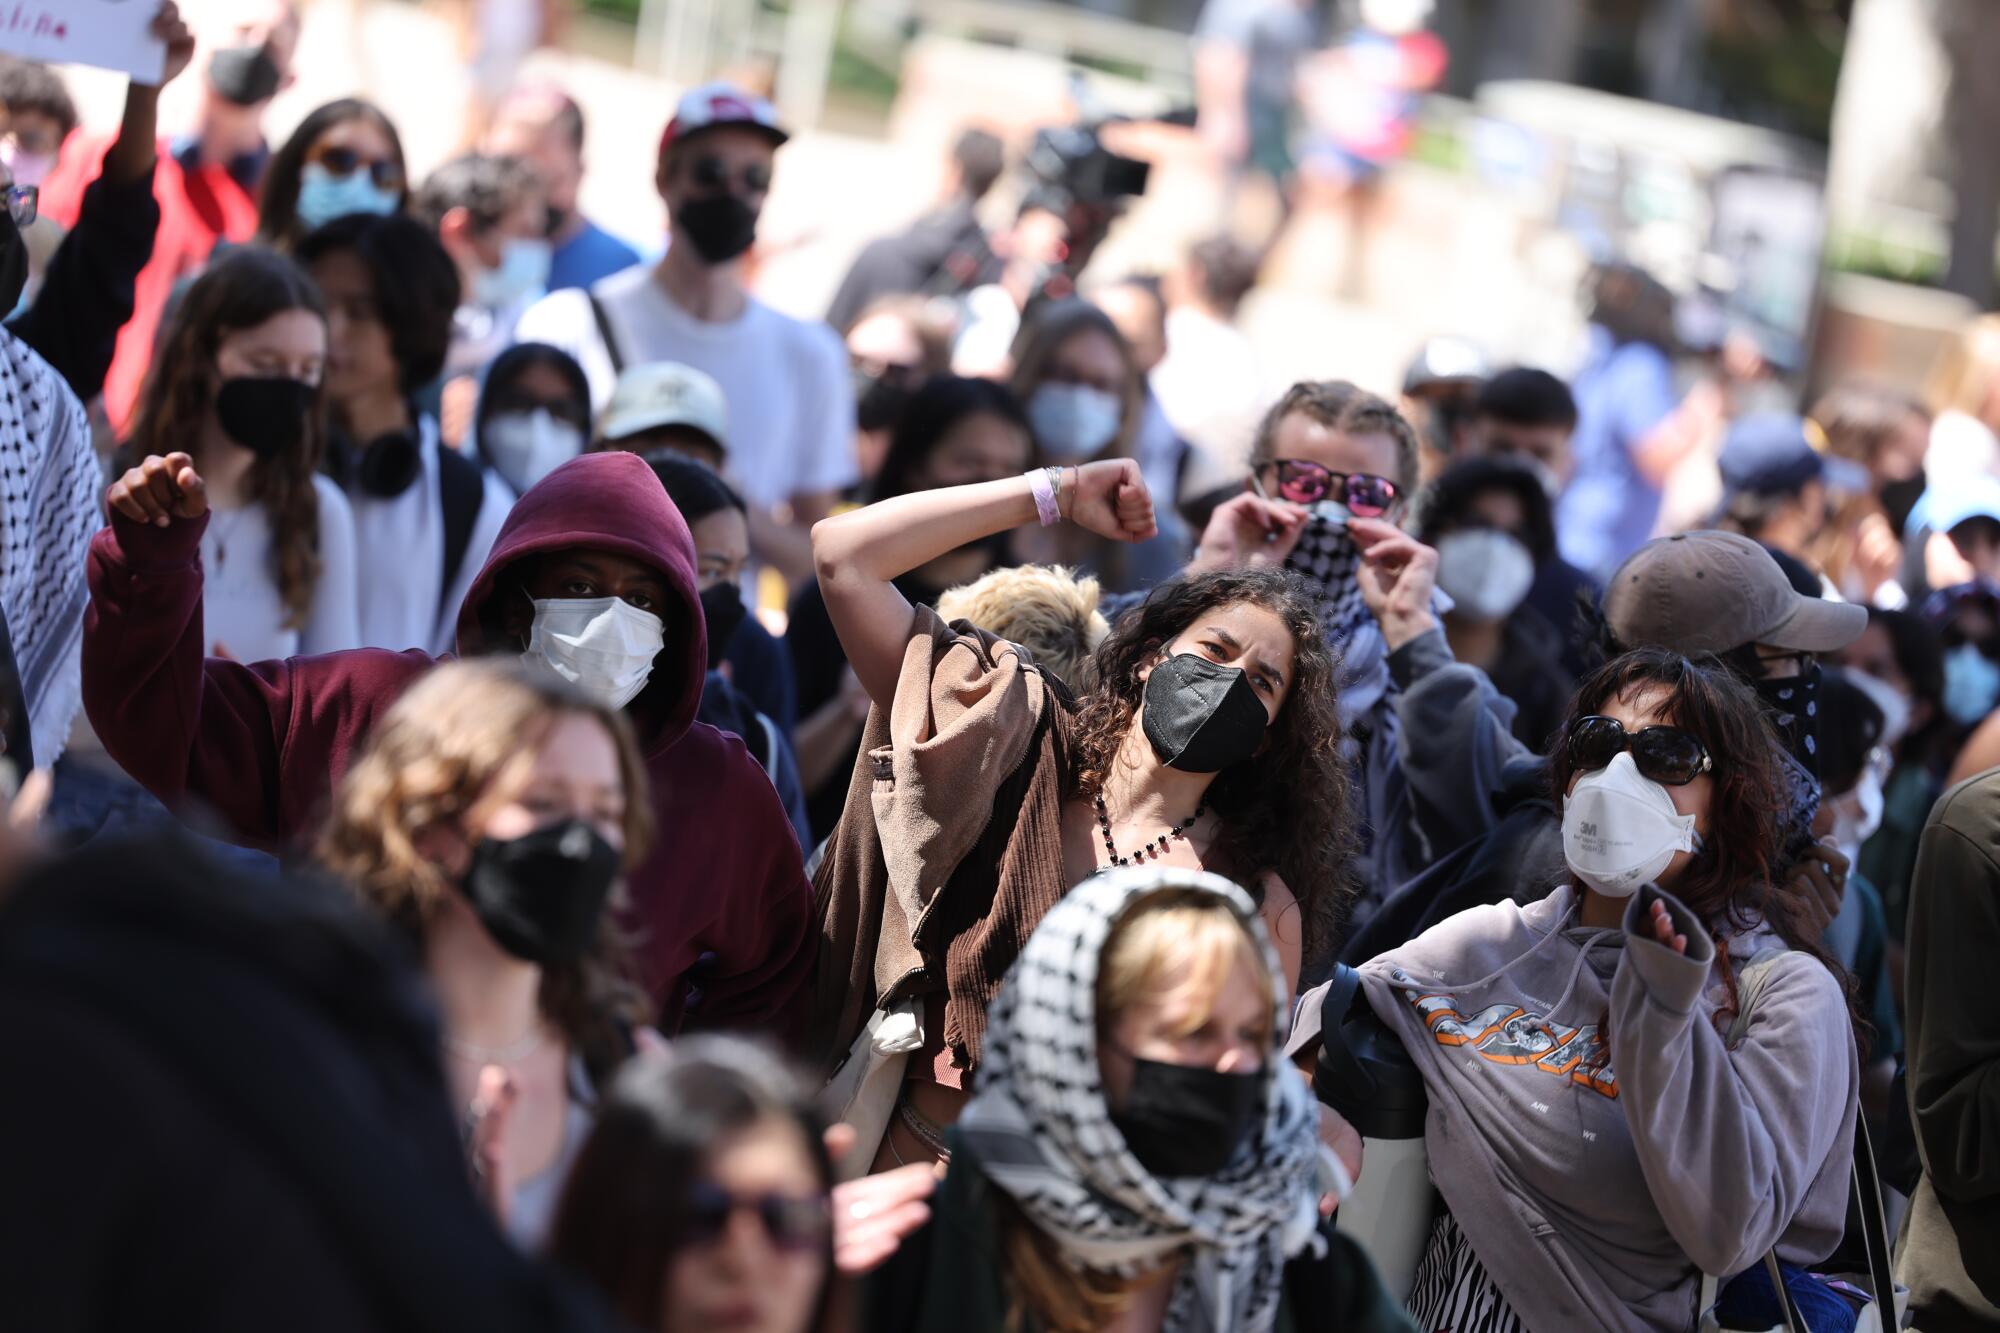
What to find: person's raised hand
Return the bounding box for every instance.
[1350,516,1438,650]
[831,1162,935,1273]
[1066,459,1156,545]
[467,1064,519,1224]
[1789,836,1849,938]
[107,453,208,528]
[149,3,196,88]
[1646,897,1689,955]
[1188,491,1308,575]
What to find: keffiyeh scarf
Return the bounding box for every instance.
[0,332,95,768]
[956,867,1325,1333]
[1283,501,1452,733]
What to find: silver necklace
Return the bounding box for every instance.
[442,1024,548,1065]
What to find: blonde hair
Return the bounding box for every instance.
[1000,890,1273,1333]
[1928,314,2000,425]
[317,659,655,1072]
[935,564,1109,693]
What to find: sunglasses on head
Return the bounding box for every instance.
[682,1182,829,1252]
[688,156,772,195]
[1257,459,1399,516]
[306,144,404,191]
[1567,714,1713,787]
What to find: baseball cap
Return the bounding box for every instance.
[1926,474,2000,536]
[1718,413,1868,498]
[1604,530,1866,655]
[599,363,729,452]
[659,82,788,157]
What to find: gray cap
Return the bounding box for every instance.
[1603,530,1866,655]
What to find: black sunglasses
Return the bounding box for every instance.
[1256,459,1399,516]
[1567,714,1713,787]
[682,1182,829,1252]
[689,155,772,194]
[307,144,405,191]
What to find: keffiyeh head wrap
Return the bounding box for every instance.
[956,867,1324,1333]
[0,332,96,768]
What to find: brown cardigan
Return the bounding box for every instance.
[805,605,1075,1083]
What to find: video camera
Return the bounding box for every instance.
[1020,122,1151,215]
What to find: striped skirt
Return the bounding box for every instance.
[1407,1211,1530,1333]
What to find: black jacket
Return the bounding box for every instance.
[9,169,160,404]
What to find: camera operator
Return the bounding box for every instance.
[951,119,1150,377]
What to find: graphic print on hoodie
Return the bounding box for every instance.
[1336,885,1857,1333]
[81,450,813,1037]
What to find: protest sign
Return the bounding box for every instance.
[0,0,164,83]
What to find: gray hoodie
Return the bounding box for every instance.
[1342,885,1857,1331]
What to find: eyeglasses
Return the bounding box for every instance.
[305,144,405,192]
[491,393,590,430]
[682,1182,830,1253]
[5,184,36,228]
[1567,715,1713,786]
[1752,648,1816,680]
[688,155,772,195]
[1257,459,1399,516]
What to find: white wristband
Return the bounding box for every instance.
[1027,466,1062,527]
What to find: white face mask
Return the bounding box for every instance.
[1829,745,1890,866]
[1843,669,1911,749]
[1434,528,1535,623]
[1561,751,1701,898]
[522,596,665,710]
[1027,382,1123,461]
[483,409,584,495]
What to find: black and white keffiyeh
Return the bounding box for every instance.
[1283,501,1450,732]
[956,867,1325,1333]
[0,331,95,767]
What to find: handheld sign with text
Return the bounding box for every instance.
[0,0,165,83]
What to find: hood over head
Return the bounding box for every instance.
[455,450,705,754]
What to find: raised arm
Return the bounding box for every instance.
[811,460,1155,709]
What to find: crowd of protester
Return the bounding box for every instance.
[2,5,2000,1331]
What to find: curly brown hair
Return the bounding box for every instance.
[1250,379,1421,500]
[125,248,329,629]
[316,659,656,1080]
[1067,568,1354,962]
[1548,648,1860,1045]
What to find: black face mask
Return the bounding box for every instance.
[1752,661,1822,781]
[700,581,747,672]
[1879,474,1926,541]
[215,376,315,459]
[457,818,622,965]
[1111,1057,1263,1178]
[676,193,759,266]
[1141,653,1267,773]
[207,44,281,106]
[854,370,912,434]
[0,212,26,318]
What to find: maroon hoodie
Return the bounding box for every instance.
[83,451,811,1038]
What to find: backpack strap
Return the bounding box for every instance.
[586,288,626,375]
[435,445,485,626]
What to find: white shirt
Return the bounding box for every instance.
[198,474,362,661]
[513,266,858,510]
[343,415,514,655]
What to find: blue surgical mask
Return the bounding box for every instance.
[1027,382,1122,462]
[1942,642,2000,727]
[296,162,400,233]
[473,238,552,310]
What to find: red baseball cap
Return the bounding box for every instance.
[659,82,789,157]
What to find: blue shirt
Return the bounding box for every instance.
[1555,326,1678,579]
[546,218,642,294]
